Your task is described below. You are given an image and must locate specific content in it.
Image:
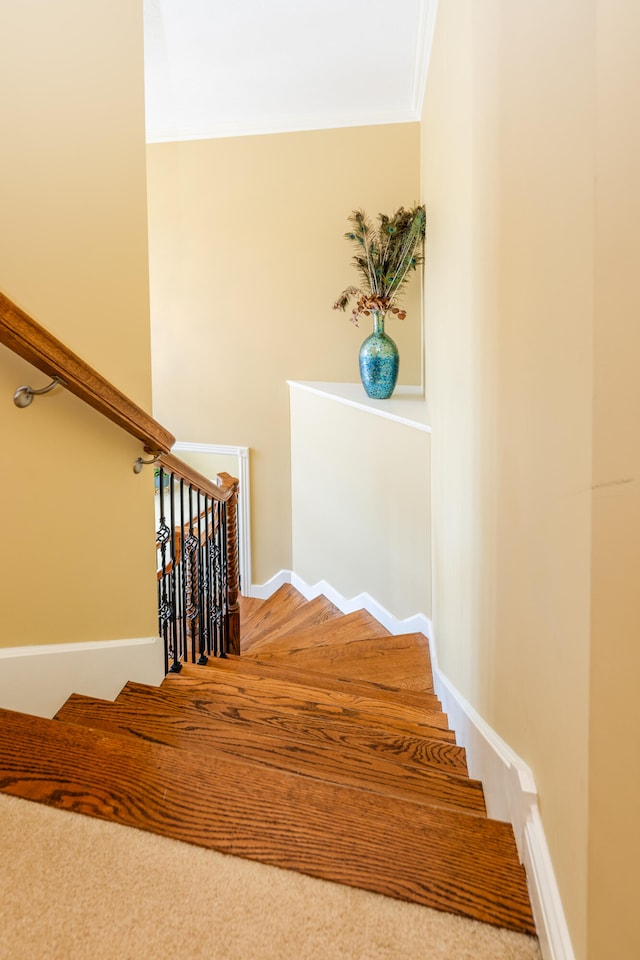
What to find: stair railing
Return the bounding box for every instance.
[0,290,240,671]
[155,454,240,671]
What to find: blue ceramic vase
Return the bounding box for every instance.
[359,311,399,399]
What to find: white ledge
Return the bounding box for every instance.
[287,381,431,432]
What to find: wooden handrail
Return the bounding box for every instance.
[157,453,236,503]
[0,290,174,455]
[1,289,242,660]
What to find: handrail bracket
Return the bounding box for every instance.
[13,376,66,408]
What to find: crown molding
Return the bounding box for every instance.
[411,0,440,118]
[146,110,419,145]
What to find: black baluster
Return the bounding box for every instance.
[167,470,181,673]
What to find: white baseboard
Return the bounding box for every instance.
[250,569,574,960]
[249,568,293,600]
[428,661,574,960]
[251,570,433,638]
[0,636,164,720]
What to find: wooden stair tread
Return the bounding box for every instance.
[55,693,486,816]
[239,584,308,640]
[211,654,441,711]
[120,682,468,776]
[252,633,434,692]
[175,657,444,725]
[240,586,340,650]
[0,706,535,934]
[242,594,342,652]
[160,669,453,742]
[243,608,390,656]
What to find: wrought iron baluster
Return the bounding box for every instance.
[201,493,212,660]
[179,477,188,666]
[156,467,176,673]
[219,500,229,657]
[168,471,180,672]
[156,463,240,672]
[195,488,207,664]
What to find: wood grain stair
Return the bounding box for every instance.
[241,585,342,652]
[0,587,537,938]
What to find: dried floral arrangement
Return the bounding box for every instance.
[333,205,426,326]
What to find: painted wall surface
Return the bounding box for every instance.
[146,125,421,585]
[290,387,431,621]
[588,2,640,957]
[421,2,595,955]
[0,0,158,648]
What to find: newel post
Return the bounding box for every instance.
[217,472,241,656]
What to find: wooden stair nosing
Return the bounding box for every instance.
[118,681,469,777]
[175,658,444,725]
[159,672,454,743]
[243,608,391,656]
[0,706,535,935]
[54,693,487,817]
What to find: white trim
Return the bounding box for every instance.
[173,441,248,458]
[291,574,433,638]
[523,807,576,960]
[249,568,292,601]
[0,636,164,720]
[146,111,419,145]
[172,441,252,597]
[429,645,575,960]
[249,569,574,960]
[250,569,432,639]
[412,0,440,118]
[431,667,537,850]
[287,381,432,433]
[0,635,157,659]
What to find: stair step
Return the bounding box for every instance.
[209,654,441,711]
[241,586,340,650]
[243,608,390,656]
[55,692,486,816]
[253,632,434,693]
[0,706,535,935]
[120,681,468,776]
[240,583,307,637]
[177,657,444,725]
[160,667,453,742]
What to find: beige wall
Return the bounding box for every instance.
[290,387,431,620]
[588,1,640,956]
[422,2,595,955]
[0,0,157,647]
[146,125,421,585]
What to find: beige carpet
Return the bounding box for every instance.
[0,793,541,960]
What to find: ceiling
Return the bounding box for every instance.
[143,0,438,143]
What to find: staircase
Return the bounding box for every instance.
[0,585,536,937]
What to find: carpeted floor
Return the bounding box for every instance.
[0,793,541,959]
